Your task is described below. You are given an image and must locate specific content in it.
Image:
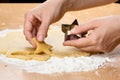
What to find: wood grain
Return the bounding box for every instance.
[0,3,120,80]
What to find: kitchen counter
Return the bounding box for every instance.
[0,3,120,80]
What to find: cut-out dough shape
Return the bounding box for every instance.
[33,38,52,55]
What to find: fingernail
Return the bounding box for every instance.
[38,35,44,42]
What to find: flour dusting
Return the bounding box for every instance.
[0,28,112,74]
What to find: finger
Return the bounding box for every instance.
[32,21,40,37]
[71,19,100,34]
[80,46,98,52]
[63,37,92,48]
[32,28,37,37]
[37,18,50,42]
[24,18,36,47]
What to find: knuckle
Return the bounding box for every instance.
[25,11,31,17]
[41,18,50,25]
[96,45,102,51]
[38,29,45,35]
[91,36,98,45]
[38,32,47,38]
[25,11,34,20]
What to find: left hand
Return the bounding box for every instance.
[63,16,120,53]
[24,0,66,47]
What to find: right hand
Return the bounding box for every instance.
[64,16,120,53]
[24,0,66,47]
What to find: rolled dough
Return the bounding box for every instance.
[0,29,90,61]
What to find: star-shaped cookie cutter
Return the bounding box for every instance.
[62,19,87,41]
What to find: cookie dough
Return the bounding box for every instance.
[7,38,52,61]
[0,29,90,61]
[33,38,52,55]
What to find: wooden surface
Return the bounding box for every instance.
[0,3,120,80]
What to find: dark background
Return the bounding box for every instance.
[0,0,46,3]
[0,0,119,3]
[116,0,120,3]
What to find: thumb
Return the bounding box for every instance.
[71,20,99,34]
[37,19,50,42]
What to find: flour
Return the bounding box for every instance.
[0,28,112,74]
[0,54,111,74]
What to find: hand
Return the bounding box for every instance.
[24,0,66,47]
[63,16,120,53]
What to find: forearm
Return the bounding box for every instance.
[55,0,117,11]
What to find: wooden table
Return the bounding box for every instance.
[0,3,120,80]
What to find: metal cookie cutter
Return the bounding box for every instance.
[62,19,87,41]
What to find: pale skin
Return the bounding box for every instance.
[24,0,120,52]
[64,16,120,52]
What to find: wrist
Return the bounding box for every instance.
[45,0,75,12]
[62,0,74,12]
[44,0,73,15]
